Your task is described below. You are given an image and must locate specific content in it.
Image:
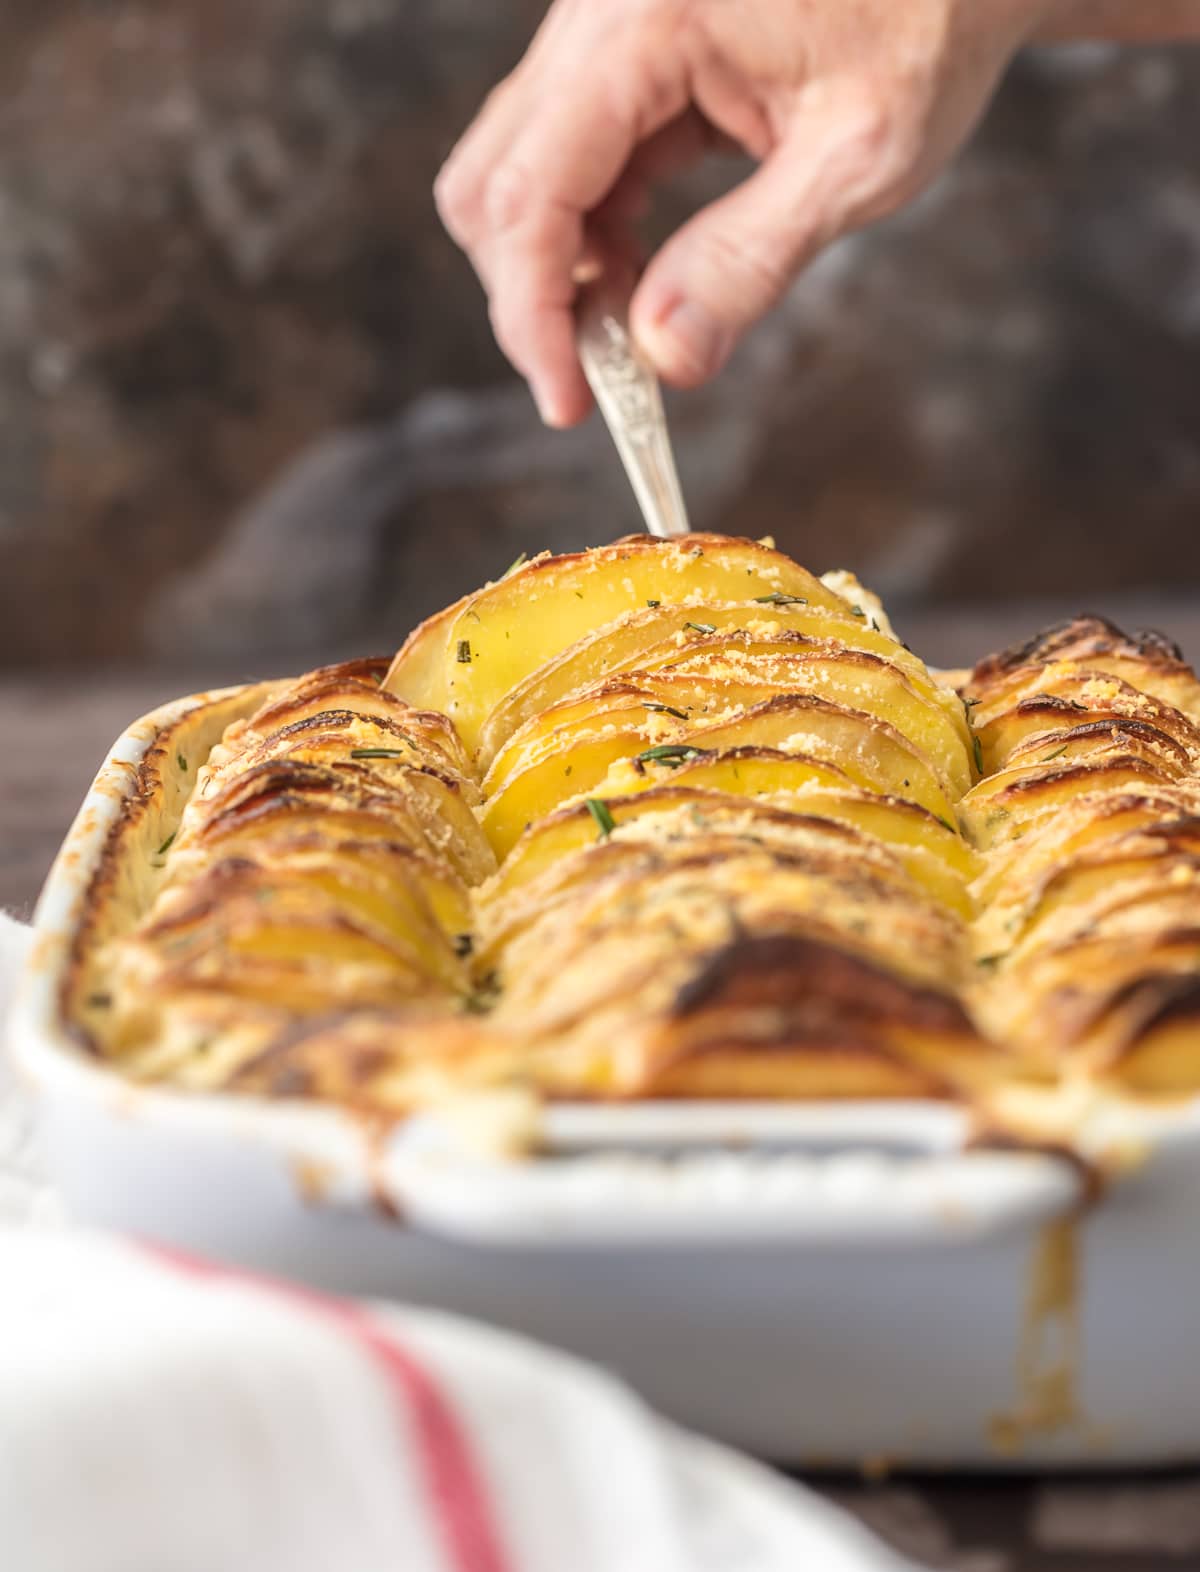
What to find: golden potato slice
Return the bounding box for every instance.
[483,694,958,857]
[497,852,966,1043]
[478,809,929,965]
[666,696,958,821]
[958,756,1181,849]
[214,665,474,783]
[975,673,1200,774]
[476,601,928,767]
[970,790,1200,907]
[485,651,970,800]
[166,833,472,942]
[965,616,1200,726]
[384,534,851,753]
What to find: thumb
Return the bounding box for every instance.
[630,121,879,386]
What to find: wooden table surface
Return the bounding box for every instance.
[3,650,1199,1570]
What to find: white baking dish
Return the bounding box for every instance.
[9,687,1200,1466]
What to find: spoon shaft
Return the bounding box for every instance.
[575,277,691,540]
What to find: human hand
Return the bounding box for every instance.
[435,0,1052,426]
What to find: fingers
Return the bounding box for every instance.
[436,16,689,426]
[630,103,895,386]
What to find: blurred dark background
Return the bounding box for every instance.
[1,1,1199,677]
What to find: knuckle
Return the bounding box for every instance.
[845,82,921,178]
[434,159,474,238]
[700,226,790,305]
[483,159,537,234]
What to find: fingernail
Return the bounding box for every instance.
[531,380,566,428]
[638,299,731,382]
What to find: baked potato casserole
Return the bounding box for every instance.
[66,535,1200,1116]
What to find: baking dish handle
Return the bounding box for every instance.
[381,1135,1084,1250]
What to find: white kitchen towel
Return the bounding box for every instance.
[0,911,925,1572]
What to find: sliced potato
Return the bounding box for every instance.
[485,653,970,799]
[478,811,929,963]
[965,615,1200,727]
[669,697,958,821]
[384,534,851,753]
[958,756,1179,849]
[476,601,931,767]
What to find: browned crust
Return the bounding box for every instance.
[672,931,975,1037]
[61,701,249,1054]
[969,615,1188,687]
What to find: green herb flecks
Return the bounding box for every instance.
[646,599,661,608]
[586,797,616,838]
[463,972,500,1015]
[935,814,957,834]
[504,552,527,578]
[644,701,690,720]
[156,833,176,857]
[350,747,407,760]
[850,604,866,618]
[683,621,716,635]
[972,734,984,773]
[453,933,474,958]
[636,744,701,769]
[176,753,189,774]
[456,639,472,664]
[1043,743,1069,761]
[753,592,807,606]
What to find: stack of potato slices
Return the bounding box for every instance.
[91,537,1200,1116]
[961,617,1200,1096]
[102,658,495,1091]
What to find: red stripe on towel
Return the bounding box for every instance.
[142,1243,514,1572]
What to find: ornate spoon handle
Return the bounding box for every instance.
[575,275,691,540]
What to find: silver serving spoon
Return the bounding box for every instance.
[575,270,691,540]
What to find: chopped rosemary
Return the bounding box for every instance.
[504,551,527,577]
[564,764,573,777]
[156,833,176,857]
[963,696,981,710]
[636,744,701,767]
[574,590,584,599]
[350,747,406,759]
[646,599,661,608]
[1043,743,1069,761]
[690,547,704,557]
[586,797,616,837]
[453,933,474,957]
[935,814,957,834]
[644,701,690,720]
[456,639,472,664]
[176,753,189,773]
[86,992,112,1009]
[976,953,1005,968]
[683,621,716,635]
[753,592,807,606]
[463,973,500,1015]
[973,734,983,773]
[850,605,866,618]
